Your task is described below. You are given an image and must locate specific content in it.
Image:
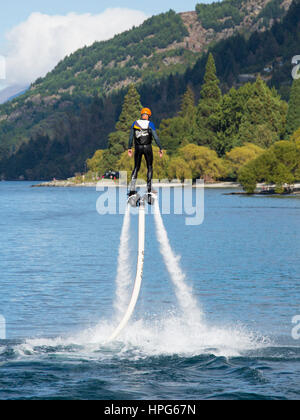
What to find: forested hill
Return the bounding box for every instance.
[0,0,297,180]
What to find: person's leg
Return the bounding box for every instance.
[129,145,143,193]
[144,144,154,193]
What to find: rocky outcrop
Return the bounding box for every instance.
[180,0,293,54]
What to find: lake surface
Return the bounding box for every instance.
[0,181,300,400]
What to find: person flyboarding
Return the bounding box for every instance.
[128,107,163,205]
[108,108,162,340]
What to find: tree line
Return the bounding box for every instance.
[0,0,299,181]
[85,52,300,192]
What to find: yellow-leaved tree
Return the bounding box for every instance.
[224,143,265,179]
[177,143,227,181]
[86,150,104,175]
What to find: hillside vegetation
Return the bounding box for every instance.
[196,0,290,31]
[84,52,297,194]
[0,0,298,180]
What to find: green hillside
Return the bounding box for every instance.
[0,0,298,180]
[196,0,289,31]
[32,10,190,98]
[0,10,195,161]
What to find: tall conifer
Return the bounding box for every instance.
[286,77,300,136]
[103,85,142,170]
[196,53,222,149]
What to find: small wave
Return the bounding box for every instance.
[244,346,300,361]
[228,366,269,385]
[208,391,287,400]
[9,314,270,361]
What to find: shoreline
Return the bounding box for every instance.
[32,180,242,189]
[31,180,300,195]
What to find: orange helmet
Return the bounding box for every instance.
[141,107,152,117]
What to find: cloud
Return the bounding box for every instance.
[3,8,147,87]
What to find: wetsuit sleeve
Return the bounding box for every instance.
[149,122,162,151]
[128,123,135,149]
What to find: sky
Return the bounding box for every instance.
[0,0,215,90]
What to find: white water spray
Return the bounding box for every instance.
[153,199,203,325]
[114,204,132,319]
[15,197,270,359]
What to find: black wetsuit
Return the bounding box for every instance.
[128,120,162,193]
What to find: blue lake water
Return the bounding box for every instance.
[0,181,300,400]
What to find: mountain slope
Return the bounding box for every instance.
[0,0,296,180]
[0,2,292,154]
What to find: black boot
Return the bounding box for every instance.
[128,190,137,197]
[147,193,154,206]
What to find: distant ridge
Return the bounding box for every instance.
[0,85,29,104]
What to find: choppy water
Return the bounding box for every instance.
[0,181,300,400]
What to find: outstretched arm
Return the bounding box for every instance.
[128,125,134,150]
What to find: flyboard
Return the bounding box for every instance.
[107,192,156,343]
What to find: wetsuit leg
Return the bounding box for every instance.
[130,145,143,192]
[144,144,153,193]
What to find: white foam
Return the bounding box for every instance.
[14,313,271,361]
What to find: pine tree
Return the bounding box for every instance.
[196,53,222,150]
[114,84,142,133]
[179,86,195,118]
[158,86,198,154]
[286,78,300,136]
[179,86,198,145]
[237,77,287,147]
[102,85,142,170]
[201,53,222,101]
